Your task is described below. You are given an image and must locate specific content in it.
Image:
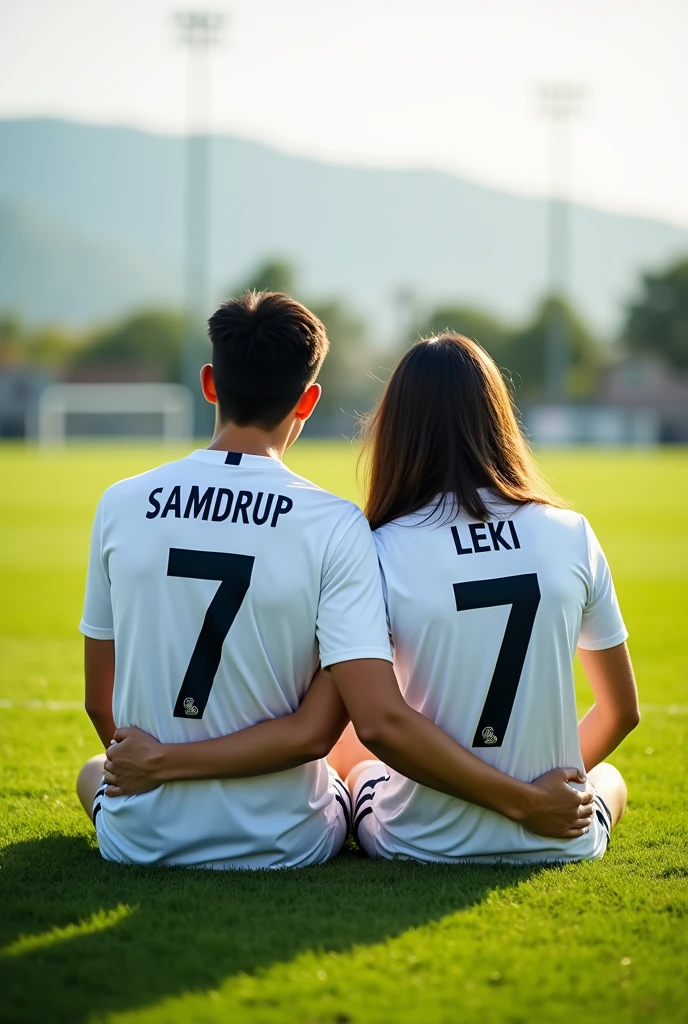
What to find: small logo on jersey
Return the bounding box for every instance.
[183,697,199,716]
[482,726,498,745]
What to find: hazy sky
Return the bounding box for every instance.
[2,0,687,226]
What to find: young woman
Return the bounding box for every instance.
[96,331,633,863]
[333,333,639,863]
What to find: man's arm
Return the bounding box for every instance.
[328,659,593,840]
[81,496,117,748]
[577,641,640,772]
[104,670,349,796]
[84,637,117,748]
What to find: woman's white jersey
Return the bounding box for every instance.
[80,449,392,869]
[366,495,628,864]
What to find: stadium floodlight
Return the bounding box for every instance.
[175,10,225,47]
[175,10,227,436]
[537,82,587,403]
[34,383,194,447]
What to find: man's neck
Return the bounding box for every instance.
[207,422,288,461]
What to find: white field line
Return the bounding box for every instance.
[638,703,688,715]
[0,699,687,714]
[0,699,83,710]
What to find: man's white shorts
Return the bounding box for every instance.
[91,765,352,869]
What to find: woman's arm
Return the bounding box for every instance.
[103,670,349,796]
[577,641,640,772]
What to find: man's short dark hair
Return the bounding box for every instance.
[207,291,329,430]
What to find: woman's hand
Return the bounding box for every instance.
[518,768,594,838]
[103,727,167,797]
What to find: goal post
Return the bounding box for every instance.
[34,383,194,446]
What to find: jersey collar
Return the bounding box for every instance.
[188,449,290,471]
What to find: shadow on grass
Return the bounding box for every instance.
[1,835,554,1023]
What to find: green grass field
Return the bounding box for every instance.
[1,442,687,1024]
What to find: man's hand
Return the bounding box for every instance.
[518,768,594,838]
[103,727,165,797]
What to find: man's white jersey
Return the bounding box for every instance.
[80,449,392,869]
[368,494,628,864]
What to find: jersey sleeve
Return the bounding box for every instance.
[372,535,393,645]
[316,510,393,668]
[79,496,115,640]
[578,517,628,651]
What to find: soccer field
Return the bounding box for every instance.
[1,442,687,1024]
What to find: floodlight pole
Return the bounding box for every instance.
[176,11,225,434]
[538,83,585,403]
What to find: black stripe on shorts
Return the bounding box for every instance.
[594,794,612,840]
[353,806,373,846]
[595,809,610,840]
[334,794,351,835]
[595,791,612,824]
[354,790,374,814]
[352,774,389,845]
[92,778,108,826]
[332,774,350,804]
[353,775,389,818]
[332,776,352,832]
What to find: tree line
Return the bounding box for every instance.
[2,255,687,421]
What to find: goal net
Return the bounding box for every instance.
[35,383,194,446]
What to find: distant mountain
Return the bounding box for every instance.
[0,200,177,325]
[1,117,687,334]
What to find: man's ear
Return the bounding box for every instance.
[200,364,217,405]
[294,383,321,421]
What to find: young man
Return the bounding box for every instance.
[77,291,593,869]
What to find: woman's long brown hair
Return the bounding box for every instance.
[362,334,562,531]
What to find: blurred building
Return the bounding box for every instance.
[525,356,688,446]
[598,357,688,442]
[525,404,660,446]
[0,363,53,437]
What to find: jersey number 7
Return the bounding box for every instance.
[453,573,541,748]
[168,548,255,719]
